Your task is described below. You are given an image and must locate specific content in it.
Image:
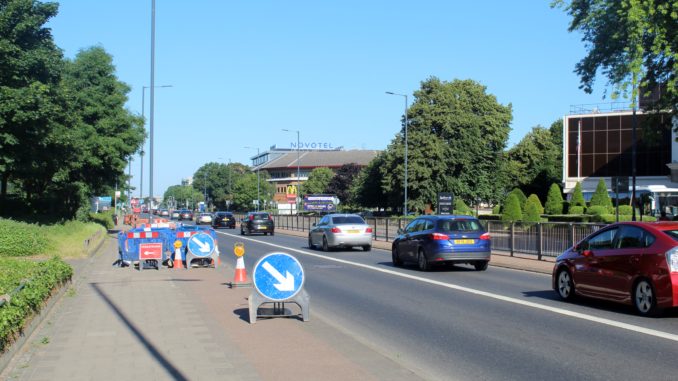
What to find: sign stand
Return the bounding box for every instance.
[138,242,163,271]
[249,252,310,324]
[186,232,218,269]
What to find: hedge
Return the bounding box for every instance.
[592,214,657,223]
[0,219,51,257]
[586,206,608,216]
[547,214,591,223]
[569,206,585,215]
[0,257,72,353]
[89,211,114,230]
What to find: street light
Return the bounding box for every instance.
[245,146,260,211]
[219,157,232,211]
[386,91,409,215]
[282,129,301,214]
[140,84,172,207]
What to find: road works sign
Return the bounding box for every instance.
[139,243,163,260]
[252,253,305,301]
[187,232,215,258]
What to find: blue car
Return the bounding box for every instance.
[391,215,491,271]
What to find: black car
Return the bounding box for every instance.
[240,212,275,236]
[178,209,193,221]
[212,211,236,229]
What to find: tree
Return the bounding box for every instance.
[524,194,544,223]
[590,178,613,210]
[304,167,334,195]
[570,182,586,208]
[231,172,274,211]
[327,163,362,206]
[545,183,564,215]
[380,77,512,213]
[164,185,203,208]
[554,1,677,115]
[502,193,522,222]
[352,154,387,210]
[508,188,527,212]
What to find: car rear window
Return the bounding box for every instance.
[661,230,678,242]
[437,219,483,232]
[332,216,365,224]
[253,213,270,219]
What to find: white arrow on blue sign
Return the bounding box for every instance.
[187,232,215,257]
[253,253,305,301]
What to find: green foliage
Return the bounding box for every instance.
[328,163,362,206]
[88,211,113,230]
[351,154,387,209]
[523,194,544,223]
[547,214,591,223]
[545,183,564,215]
[590,179,613,209]
[569,206,584,215]
[554,0,677,117]
[619,205,633,215]
[502,193,522,222]
[593,214,657,223]
[586,206,608,216]
[164,185,204,209]
[0,219,51,257]
[508,188,527,211]
[478,214,502,221]
[0,257,72,352]
[379,77,512,214]
[304,167,335,195]
[570,182,586,208]
[231,172,275,211]
[454,198,473,216]
[492,204,501,214]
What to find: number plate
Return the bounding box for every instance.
[346,229,360,234]
[453,239,474,244]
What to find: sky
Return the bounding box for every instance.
[46,0,612,197]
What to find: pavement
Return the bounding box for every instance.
[0,225,554,381]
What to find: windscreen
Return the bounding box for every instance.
[254,213,270,220]
[332,216,366,225]
[437,219,483,232]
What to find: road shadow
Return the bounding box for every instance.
[90,283,189,381]
[234,305,304,323]
[376,262,474,272]
[522,290,560,301]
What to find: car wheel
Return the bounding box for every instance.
[634,279,661,317]
[363,245,371,252]
[240,227,244,235]
[474,261,489,271]
[417,249,429,272]
[392,246,403,267]
[322,236,330,252]
[308,236,314,249]
[556,268,575,301]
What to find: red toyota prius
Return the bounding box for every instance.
[553,221,678,316]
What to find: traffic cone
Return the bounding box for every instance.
[174,247,183,269]
[230,256,250,287]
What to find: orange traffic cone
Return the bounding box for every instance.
[174,247,183,269]
[230,256,250,287]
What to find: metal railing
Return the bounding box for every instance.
[233,213,607,260]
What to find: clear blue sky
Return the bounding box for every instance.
[47,0,610,197]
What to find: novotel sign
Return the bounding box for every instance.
[290,142,335,149]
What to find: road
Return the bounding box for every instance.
[213,227,678,381]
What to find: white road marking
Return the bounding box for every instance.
[217,231,678,342]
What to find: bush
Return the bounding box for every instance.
[492,204,501,214]
[618,205,633,215]
[547,214,591,223]
[586,205,608,216]
[0,257,72,352]
[89,211,114,230]
[478,214,502,221]
[545,183,564,215]
[502,193,522,222]
[454,199,473,216]
[569,206,584,215]
[524,194,544,223]
[571,182,586,208]
[508,188,527,211]
[590,179,613,209]
[0,219,51,257]
[593,214,657,223]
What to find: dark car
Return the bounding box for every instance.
[391,215,491,271]
[553,221,678,316]
[178,209,193,221]
[212,211,236,229]
[241,212,274,236]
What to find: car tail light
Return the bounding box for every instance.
[269,215,273,221]
[249,215,254,221]
[479,233,491,240]
[666,247,678,272]
[430,232,449,240]
[331,227,342,233]
[366,227,373,233]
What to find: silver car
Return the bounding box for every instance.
[308,214,373,251]
[196,213,213,225]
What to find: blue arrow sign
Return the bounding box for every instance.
[187,232,215,257]
[253,253,305,301]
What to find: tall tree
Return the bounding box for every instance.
[554,0,677,114]
[380,77,512,213]
[304,167,334,195]
[327,163,362,206]
[352,153,387,210]
[505,125,561,200]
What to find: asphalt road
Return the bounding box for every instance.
[212,226,678,381]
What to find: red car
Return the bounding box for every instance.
[553,221,678,316]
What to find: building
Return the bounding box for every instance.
[563,103,678,215]
[249,145,379,213]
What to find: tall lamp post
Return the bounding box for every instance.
[218,157,232,210]
[282,129,301,214]
[140,84,172,210]
[386,91,409,215]
[245,146,260,211]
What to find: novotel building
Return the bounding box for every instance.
[563,102,678,216]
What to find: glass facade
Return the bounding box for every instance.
[567,113,672,178]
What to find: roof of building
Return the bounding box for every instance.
[255,150,379,170]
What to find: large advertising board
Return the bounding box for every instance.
[303,194,337,212]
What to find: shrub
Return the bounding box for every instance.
[492,204,501,214]
[569,206,584,215]
[590,179,613,209]
[508,188,527,211]
[545,183,564,215]
[547,214,591,223]
[594,214,657,223]
[524,194,544,223]
[502,193,522,222]
[570,182,586,208]
[586,205,608,216]
[0,219,51,257]
[454,199,473,216]
[88,211,114,230]
[618,205,633,215]
[0,257,72,352]
[478,214,502,221]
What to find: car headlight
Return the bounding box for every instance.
[666,247,678,273]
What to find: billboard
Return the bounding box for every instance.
[303,194,337,212]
